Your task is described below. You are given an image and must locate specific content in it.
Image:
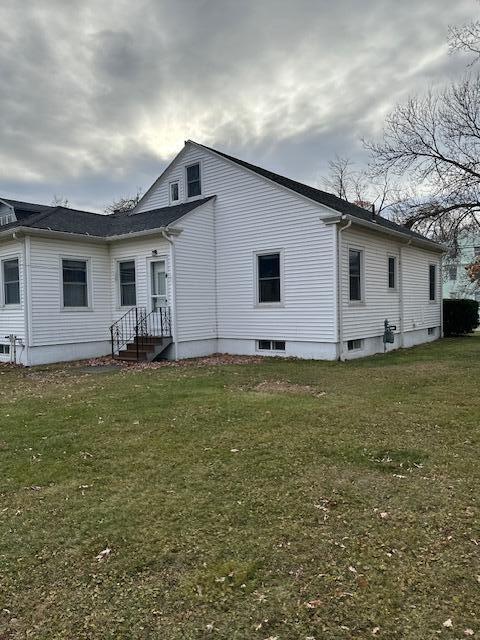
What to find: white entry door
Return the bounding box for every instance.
[151,260,167,310]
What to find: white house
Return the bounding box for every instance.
[0,141,444,366]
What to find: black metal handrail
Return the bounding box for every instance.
[110,306,172,358]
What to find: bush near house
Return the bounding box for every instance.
[443,298,479,336]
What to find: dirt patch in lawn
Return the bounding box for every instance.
[253,380,326,397]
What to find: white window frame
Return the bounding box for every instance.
[0,255,21,308]
[254,249,285,308]
[146,254,169,313]
[184,161,203,200]
[169,181,180,204]
[387,254,397,291]
[116,258,137,309]
[60,256,93,311]
[256,339,286,352]
[347,338,364,352]
[348,245,365,305]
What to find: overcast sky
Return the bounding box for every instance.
[0,0,475,212]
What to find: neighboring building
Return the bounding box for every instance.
[442,232,480,303]
[0,141,444,366]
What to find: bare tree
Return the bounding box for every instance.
[51,194,69,207]
[105,187,143,215]
[365,76,480,246]
[449,17,480,65]
[321,155,400,215]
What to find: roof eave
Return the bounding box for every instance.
[342,214,446,252]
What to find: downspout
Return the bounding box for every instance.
[337,217,352,361]
[439,255,444,338]
[161,229,179,360]
[398,239,412,348]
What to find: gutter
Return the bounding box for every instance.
[340,214,445,253]
[0,226,183,243]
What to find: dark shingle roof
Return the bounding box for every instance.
[194,142,438,246]
[0,198,56,221]
[0,197,215,238]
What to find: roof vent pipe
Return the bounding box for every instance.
[371,203,376,219]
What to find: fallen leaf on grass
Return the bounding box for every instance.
[372,628,380,636]
[305,599,322,609]
[443,618,453,628]
[464,630,474,636]
[95,547,112,562]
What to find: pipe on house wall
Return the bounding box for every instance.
[336,217,352,361]
[161,228,179,360]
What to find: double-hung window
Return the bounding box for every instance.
[186,163,201,198]
[3,258,20,305]
[349,249,363,301]
[119,260,136,306]
[257,252,281,303]
[62,259,88,308]
[429,264,436,301]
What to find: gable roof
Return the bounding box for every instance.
[190,141,441,247]
[0,197,214,239]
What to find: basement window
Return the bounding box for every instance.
[257,340,285,351]
[347,339,363,351]
[428,327,435,335]
[0,344,10,355]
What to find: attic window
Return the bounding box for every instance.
[0,212,15,226]
[186,163,201,198]
[170,181,179,203]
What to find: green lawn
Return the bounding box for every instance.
[1,337,479,639]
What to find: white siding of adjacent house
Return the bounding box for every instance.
[28,236,112,346]
[136,143,338,346]
[341,226,442,343]
[0,238,26,359]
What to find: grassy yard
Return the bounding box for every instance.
[1,337,479,640]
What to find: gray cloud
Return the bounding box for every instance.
[0,0,475,211]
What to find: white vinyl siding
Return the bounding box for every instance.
[109,236,172,323]
[342,226,441,341]
[136,143,338,343]
[0,239,25,343]
[173,199,216,342]
[403,246,442,331]
[29,237,111,346]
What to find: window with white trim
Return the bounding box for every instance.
[186,163,201,197]
[347,339,363,351]
[170,181,179,203]
[257,252,281,303]
[388,256,396,290]
[119,260,136,306]
[349,249,363,301]
[62,259,88,307]
[257,340,285,351]
[0,344,10,355]
[429,264,436,301]
[3,258,20,305]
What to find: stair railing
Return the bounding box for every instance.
[110,306,172,359]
